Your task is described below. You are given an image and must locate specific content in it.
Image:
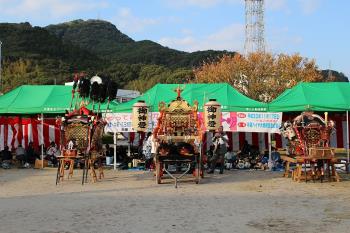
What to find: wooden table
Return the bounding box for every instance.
[56,156,82,184]
[281,155,296,178]
[281,155,340,182]
[154,154,202,188]
[56,155,105,184]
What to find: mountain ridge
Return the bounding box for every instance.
[45,19,232,68]
[0,19,347,93]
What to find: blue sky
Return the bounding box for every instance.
[0,0,349,77]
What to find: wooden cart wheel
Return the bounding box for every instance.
[156,161,162,184]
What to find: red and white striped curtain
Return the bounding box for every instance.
[1,114,349,152]
[0,116,60,151]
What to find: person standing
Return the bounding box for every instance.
[105,144,114,165]
[142,132,153,170]
[150,133,160,170]
[208,126,228,174]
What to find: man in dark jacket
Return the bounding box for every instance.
[1,146,13,161]
[208,126,228,174]
[25,142,39,164]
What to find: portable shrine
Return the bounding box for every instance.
[151,86,203,188]
[280,111,339,182]
[55,74,117,185]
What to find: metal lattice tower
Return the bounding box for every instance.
[244,0,265,55]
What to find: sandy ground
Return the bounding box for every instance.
[1,168,350,233]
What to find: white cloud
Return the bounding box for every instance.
[265,0,288,11]
[181,28,193,35]
[1,0,108,19]
[293,36,303,44]
[298,0,320,15]
[266,26,304,53]
[111,7,160,33]
[166,0,289,11]
[164,0,241,8]
[158,23,244,52]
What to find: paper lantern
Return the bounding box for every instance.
[204,99,221,131]
[132,100,149,132]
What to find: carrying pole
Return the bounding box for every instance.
[113,132,117,170]
[347,111,349,164]
[268,132,273,170]
[41,113,44,169]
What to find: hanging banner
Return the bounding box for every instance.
[236,112,282,133]
[104,112,282,133]
[105,112,160,133]
[104,113,133,132]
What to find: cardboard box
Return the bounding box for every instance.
[34,159,48,169]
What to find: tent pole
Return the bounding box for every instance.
[41,113,44,169]
[114,132,117,170]
[268,132,273,170]
[347,111,349,164]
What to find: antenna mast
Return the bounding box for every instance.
[244,0,265,55]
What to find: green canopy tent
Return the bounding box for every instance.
[268,82,350,163]
[0,85,118,114]
[0,85,119,168]
[106,83,269,170]
[110,83,267,113]
[268,82,350,112]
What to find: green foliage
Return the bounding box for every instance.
[321,70,349,82]
[46,19,134,58]
[0,20,218,93]
[45,19,231,68]
[124,65,193,92]
[1,19,346,95]
[2,59,48,92]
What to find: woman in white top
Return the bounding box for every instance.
[143,132,158,169]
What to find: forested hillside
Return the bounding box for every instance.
[0,19,347,94]
[0,20,230,93]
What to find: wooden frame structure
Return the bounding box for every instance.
[56,106,105,185]
[280,112,339,182]
[153,87,203,188]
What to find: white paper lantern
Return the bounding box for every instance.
[132,100,149,132]
[204,99,221,131]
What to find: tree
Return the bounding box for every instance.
[192,52,323,102]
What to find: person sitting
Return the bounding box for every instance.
[224,148,236,169]
[1,146,12,163]
[105,144,114,166]
[15,144,26,165]
[45,141,58,166]
[1,146,13,169]
[237,140,251,158]
[25,142,39,165]
[271,147,282,169]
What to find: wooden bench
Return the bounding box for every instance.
[333,148,349,173]
[280,155,296,178]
